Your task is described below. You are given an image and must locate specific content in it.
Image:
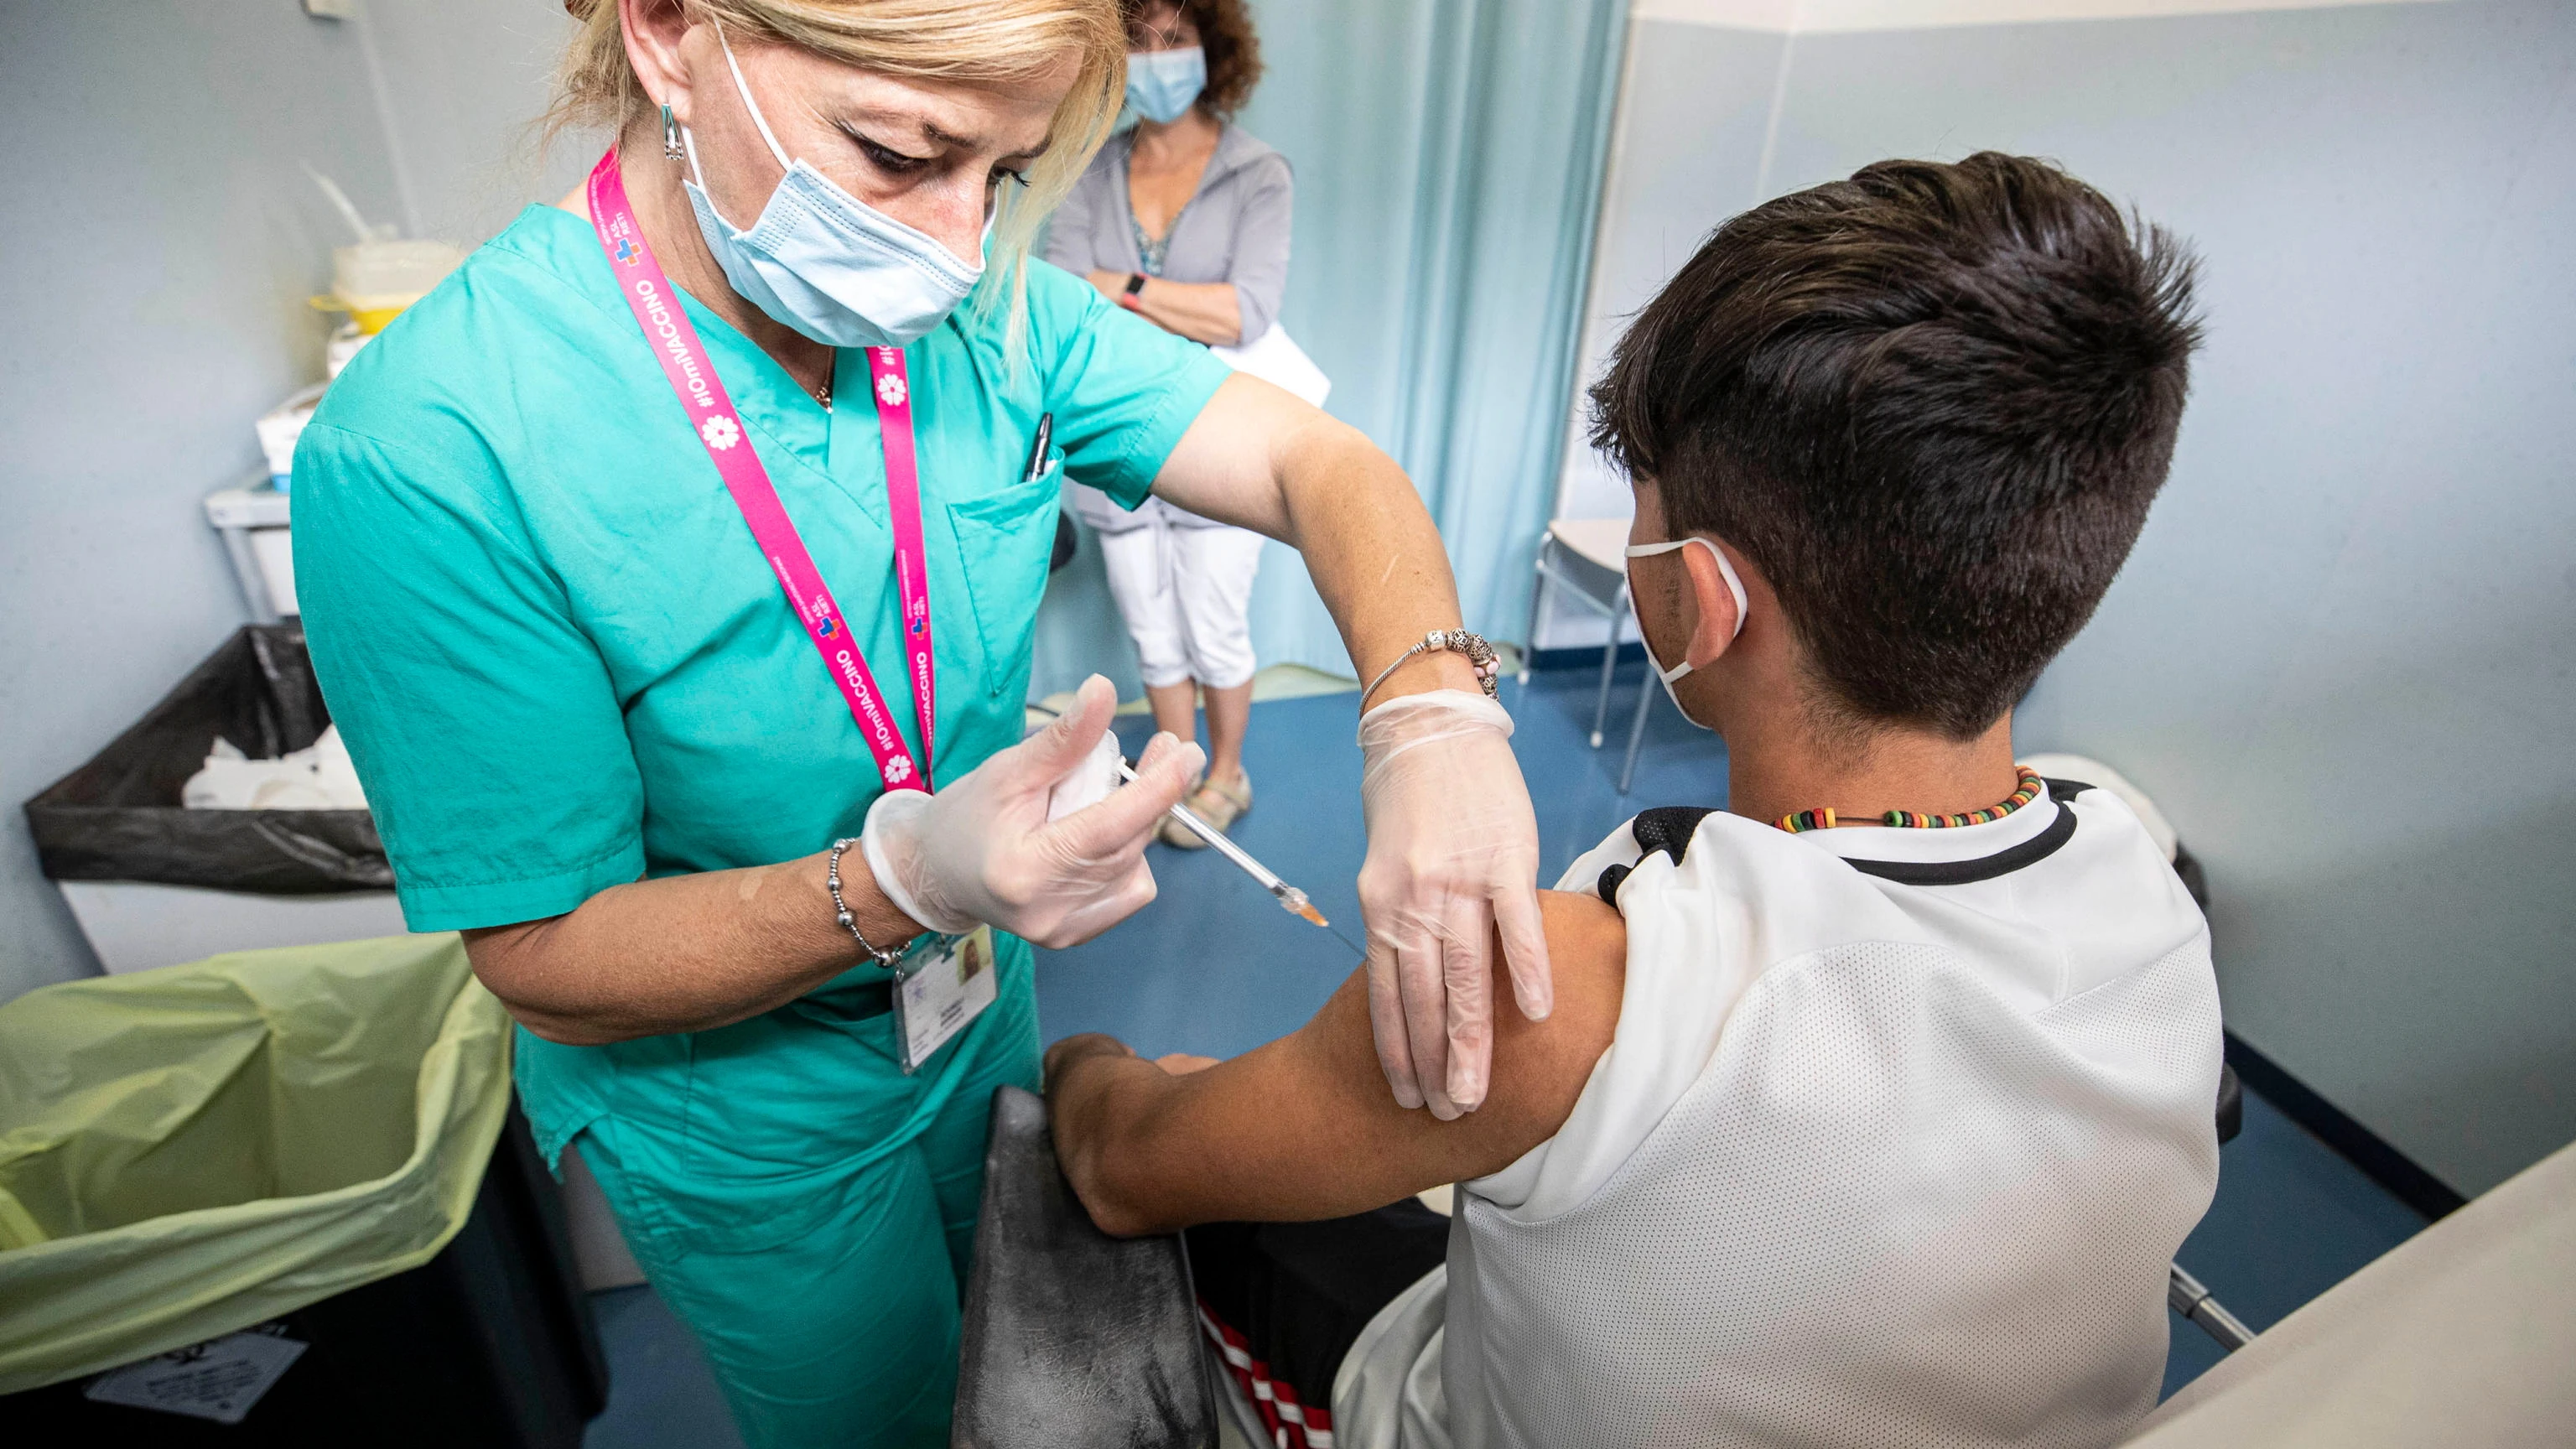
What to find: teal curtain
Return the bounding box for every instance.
[1031,0,1631,696]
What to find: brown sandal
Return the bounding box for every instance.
[1161,771,1252,848]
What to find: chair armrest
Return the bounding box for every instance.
[952,1085,1214,1449]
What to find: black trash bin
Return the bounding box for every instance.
[2,1104,608,1446]
[23,622,389,895]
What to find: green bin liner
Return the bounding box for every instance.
[0,932,510,1394]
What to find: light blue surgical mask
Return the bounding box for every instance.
[683,30,984,350]
[1125,46,1207,125]
[1624,537,1748,731]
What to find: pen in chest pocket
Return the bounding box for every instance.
[1021,413,1055,484]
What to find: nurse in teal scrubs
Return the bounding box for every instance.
[293,2,1550,1445]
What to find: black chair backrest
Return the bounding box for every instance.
[953,1086,1215,1449]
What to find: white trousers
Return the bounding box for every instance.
[1088,498,1266,690]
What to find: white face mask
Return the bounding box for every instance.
[683,31,985,350]
[1623,537,1748,731]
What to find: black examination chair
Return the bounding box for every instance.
[952,1087,1219,1449]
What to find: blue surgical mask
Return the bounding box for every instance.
[1624,537,1748,731]
[1125,46,1207,125]
[683,30,984,350]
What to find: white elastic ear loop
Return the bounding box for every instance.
[678,124,759,241]
[1624,537,1748,656]
[715,25,794,171]
[680,124,710,195]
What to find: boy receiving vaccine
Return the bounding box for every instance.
[1047,151,2215,1449]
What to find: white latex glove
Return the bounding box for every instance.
[862,675,1202,949]
[1356,689,1550,1119]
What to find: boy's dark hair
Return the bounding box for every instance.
[1589,153,2202,739]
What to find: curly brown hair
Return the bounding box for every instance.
[1123,0,1263,121]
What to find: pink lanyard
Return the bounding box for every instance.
[585,149,935,792]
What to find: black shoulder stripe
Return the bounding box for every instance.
[1596,805,1721,906]
[1633,806,1721,864]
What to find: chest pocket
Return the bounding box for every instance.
[947,470,1062,699]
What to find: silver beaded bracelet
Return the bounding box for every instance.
[826,837,909,969]
[1359,629,1503,710]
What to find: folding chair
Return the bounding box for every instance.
[1521,518,1659,794]
[2172,1063,2256,1350]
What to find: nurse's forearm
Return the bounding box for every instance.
[462,851,922,1046]
[1289,434,1486,698]
[1086,270,1241,345]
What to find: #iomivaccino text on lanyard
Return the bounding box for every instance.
[584,148,937,792]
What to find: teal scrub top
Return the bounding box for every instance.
[293,203,1230,1163]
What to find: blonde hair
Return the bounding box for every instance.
[551,0,1127,351]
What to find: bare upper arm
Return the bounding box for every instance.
[1144,371,1358,538]
[1049,888,1628,1234]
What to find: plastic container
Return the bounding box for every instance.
[324,320,371,379]
[18,625,646,1296]
[328,239,465,334]
[25,622,397,972]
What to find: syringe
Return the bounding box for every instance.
[1116,759,1332,929]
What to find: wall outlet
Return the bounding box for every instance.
[304,0,355,18]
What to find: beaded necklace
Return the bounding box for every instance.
[1776,765,2044,834]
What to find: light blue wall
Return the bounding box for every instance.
[361,0,584,242]
[1545,18,1786,648]
[0,4,406,1000]
[0,1,575,1004]
[1580,0,2576,1194]
[1559,18,1788,529]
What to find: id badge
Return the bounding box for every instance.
[894,925,999,1074]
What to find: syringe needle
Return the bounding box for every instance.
[1117,760,1331,929]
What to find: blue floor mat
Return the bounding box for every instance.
[2161,1087,2428,1395]
[584,1285,744,1449]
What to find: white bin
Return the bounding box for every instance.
[55,880,410,976]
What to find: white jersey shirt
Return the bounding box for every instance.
[1336,779,2223,1449]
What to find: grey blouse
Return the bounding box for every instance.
[1042,124,1295,345]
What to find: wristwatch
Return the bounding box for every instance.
[1119,273,1147,309]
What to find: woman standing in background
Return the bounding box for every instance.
[1046,0,1314,844]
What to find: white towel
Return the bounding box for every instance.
[182,726,368,811]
